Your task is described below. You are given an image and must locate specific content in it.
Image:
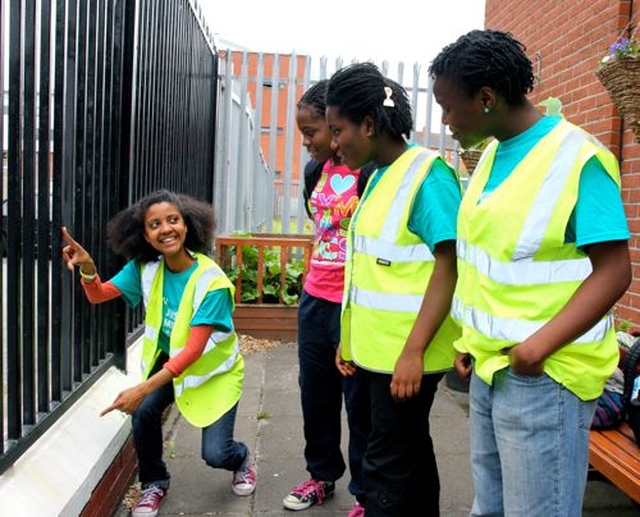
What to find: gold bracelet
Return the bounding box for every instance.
[79,268,97,282]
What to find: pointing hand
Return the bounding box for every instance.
[61,226,96,274]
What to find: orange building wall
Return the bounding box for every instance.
[485,0,640,324]
[230,52,308,189]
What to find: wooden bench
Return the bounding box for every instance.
[589,420,640,503]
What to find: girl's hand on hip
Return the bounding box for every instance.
[507,342,544,377]
[454,352,472,380]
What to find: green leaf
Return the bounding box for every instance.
[219,239,306,305]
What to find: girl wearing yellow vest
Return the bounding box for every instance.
[430,30,631,516]
[62,190,255,517]
[326,62,462,516]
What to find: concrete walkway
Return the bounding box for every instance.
[116,344,638,516]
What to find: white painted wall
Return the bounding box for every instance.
[0,340,142,517]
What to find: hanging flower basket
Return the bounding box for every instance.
[596,56,640,143]
[596,23,640,143]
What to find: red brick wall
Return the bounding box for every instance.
[486,0,640,326]
[80,437,137,517]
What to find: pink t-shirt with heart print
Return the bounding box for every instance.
[304,160,361,303]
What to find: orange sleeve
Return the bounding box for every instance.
[81,276,122,303]
[163,325,214,377]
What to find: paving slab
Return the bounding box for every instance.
[116,344,639,516]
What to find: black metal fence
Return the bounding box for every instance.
[0,0,217,473]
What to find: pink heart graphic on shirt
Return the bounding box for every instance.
[330,174,356,195]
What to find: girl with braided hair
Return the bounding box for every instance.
[429,29,631,516]
[282,80,371,514]
[62,190,256,517]
[327,62,462,516]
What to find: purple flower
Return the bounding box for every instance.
[609,37,630,56]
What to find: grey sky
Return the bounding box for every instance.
[203,0,486,64]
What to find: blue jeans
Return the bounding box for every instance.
[469,367,596,517]
[297,290,370,500]
[132,353,249,488]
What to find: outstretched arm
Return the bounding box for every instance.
[62,226,97,276]
[100,325,213,416]
[61,226,121,303]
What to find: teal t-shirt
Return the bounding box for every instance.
[482,115,629,249]
[110,258,234,353]
[363,152,461,252]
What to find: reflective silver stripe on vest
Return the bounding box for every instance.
[351,286,423,313]
[141,260,161,308]
[353,235,434,263]
[172,268,234,356]
[173,345,240,397]
[379,150,433,242]
[513,129,585,260]
[144,326,157,342]
[452,297,612,343]
[457,240,592,285]
[193,268,227,310]
[170,330,235,358]
[140,326,157,373]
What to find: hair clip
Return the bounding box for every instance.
[383,86,395,107]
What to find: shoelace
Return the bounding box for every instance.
[138,485,164,506]
[291,480,327,502]
[234,466,255,484]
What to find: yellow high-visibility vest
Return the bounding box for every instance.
[453,119,621,400]
[341,146,460,373]
[141,252,244,427]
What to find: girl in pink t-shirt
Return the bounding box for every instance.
[281,80,371,516]
[304,158,359,302]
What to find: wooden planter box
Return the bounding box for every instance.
[232,304,299,340]
[215,233,313,340]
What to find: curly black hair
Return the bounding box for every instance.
[297,79,329,117]
[106,189,216,262]
[428,30,535,105]
[326,62,413,142]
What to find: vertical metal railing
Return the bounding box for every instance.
[214,51,462,236]
[0,0,218,473]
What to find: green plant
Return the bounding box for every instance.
[613,307,635,333]
[223,236,305,306]
[617,319,634,333]
[601,25,639,64]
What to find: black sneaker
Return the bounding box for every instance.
[282,478,335,510]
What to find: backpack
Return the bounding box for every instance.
[622,337,640,444]
[302,159,376,219]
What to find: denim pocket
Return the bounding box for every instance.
[506,367,547,383]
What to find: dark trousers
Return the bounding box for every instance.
[297,290,371,499]
[132,353,248,488]
[363,370,444,517]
